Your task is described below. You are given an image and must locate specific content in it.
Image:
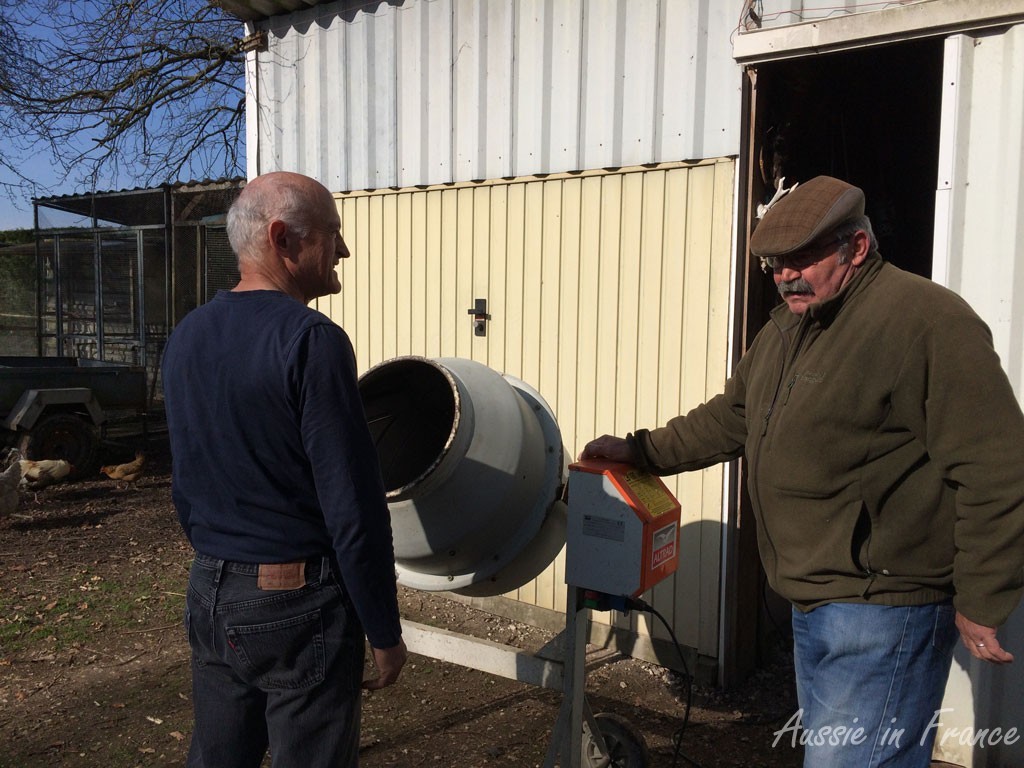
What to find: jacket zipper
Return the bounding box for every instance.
[760,375,798,436]
[761,316,809,438]
[752,315,810,587]
[750,320,791,587]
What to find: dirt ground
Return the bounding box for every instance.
[0,434,802,768]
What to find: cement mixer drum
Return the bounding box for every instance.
[358,356,566,597]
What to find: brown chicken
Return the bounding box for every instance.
[100,451,146,489]
[18,458,73,501]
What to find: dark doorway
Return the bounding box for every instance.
[751,37,945,279]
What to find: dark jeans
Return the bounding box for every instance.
[185,554,365,768]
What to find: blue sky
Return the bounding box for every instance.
[0,203,36,231]
[0,157,49,230]
[0,0,245,232]
[0,154,71,230]
[0,4,97,231]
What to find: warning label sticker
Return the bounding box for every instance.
[623,471,676,517]
[582,515,626,542]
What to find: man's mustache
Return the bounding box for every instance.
[778,278,813,296]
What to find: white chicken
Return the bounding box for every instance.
[0,449,23,517]
[19,458,73,501]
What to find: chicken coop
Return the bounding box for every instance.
[0,241,37,357]
[28,178,245,407]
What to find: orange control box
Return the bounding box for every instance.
[565,459,680,596]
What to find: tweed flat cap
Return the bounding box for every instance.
[750,176,865,258]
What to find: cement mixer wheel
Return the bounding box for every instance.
[582,712,650,768]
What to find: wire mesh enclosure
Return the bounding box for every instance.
[30,179,245,407]
[0,243,38,356]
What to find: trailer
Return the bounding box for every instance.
[0,356,147,476]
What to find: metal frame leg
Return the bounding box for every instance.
[543,585,611,768]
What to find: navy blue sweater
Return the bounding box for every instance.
[162,290,401,649]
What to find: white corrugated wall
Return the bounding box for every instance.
[247,0,743,186]
[935,26,1024,395]
[931,23,1024,768]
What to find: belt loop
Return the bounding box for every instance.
[212,558,225,589]
[320,556,329,583]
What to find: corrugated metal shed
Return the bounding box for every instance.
[243,0,743,190]
[319,158,737,666]
[217,2,1024,734]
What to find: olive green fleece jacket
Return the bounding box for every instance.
[630,255,1024,627]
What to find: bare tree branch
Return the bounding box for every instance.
[0,0,245,212]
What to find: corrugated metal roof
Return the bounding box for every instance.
[214,0,380,22]
[33,178,245,227]
[33,177,246,206]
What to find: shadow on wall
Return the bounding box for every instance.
[945,602,1024,768]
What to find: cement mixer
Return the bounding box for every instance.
[359,357,683,768]
[359,355,567,596]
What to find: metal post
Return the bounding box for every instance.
[543,584,590,768]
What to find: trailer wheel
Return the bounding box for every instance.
[582,712,650,768]
[20,414,98,479]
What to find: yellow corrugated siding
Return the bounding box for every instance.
[320,158,735,657]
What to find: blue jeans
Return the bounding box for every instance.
[787,601,958,768]
[185,554,366,768]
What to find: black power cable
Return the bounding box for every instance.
[625,597,702,768]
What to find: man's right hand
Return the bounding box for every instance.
[579,435,636,464]
[955,612,1014,665]
[363,639,408,690]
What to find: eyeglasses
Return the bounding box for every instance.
[759,235,850,273]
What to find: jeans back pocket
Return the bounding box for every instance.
[226,609,326,690]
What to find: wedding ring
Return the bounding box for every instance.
[976,642,986,647]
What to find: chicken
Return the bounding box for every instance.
[19,458,74,499]
[0,449,23,517]
[100,451,146,489]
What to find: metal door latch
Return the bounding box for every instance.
[467,298,491,336]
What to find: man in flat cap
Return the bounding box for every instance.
[582,176,1024,767]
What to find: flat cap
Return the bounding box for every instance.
[750,176,865,258]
